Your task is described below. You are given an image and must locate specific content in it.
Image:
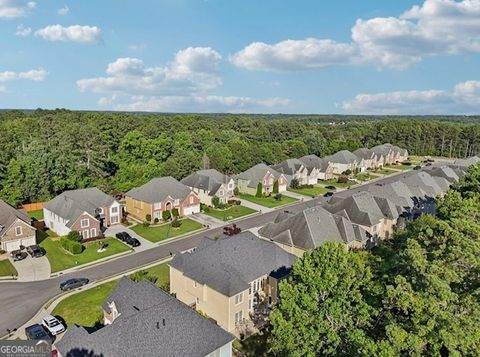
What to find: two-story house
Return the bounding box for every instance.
[56,277,234,357]
[170,231,296,334]
[43,188,121,239]
[324,150,360,174]
[353,148,379,169]
[125,176,200,223]
[0,199,36,252]
[299,154,335,181]
[181,169,235,206]
[236,163,287,195]
[271,158,318,186]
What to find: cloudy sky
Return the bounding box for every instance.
[1,0,479,114]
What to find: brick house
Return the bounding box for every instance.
[236,163,287,195]
[181,169,235,206]
[0,199,37,252]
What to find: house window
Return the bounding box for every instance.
[196,297,199,304]
[154,211,161,220]
[234,310,244,325]
[90,228,97,238]
[189,196,194,204]
[111,206,118,214]
[153,202,161,210]
[174,199,180,206]
[218,190,224,196]
[249,283,252,295]
[82,230,89,239]
[249,298,253,310]
[15,226,22,236]
[235,292,243,305]
[81,219,89,228]
[193,281,197,288]
[111,215,119,224]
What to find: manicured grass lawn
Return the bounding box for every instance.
[390,164,414,171]
[288,185,330,197]
[0,259,17,277]
[52,262,170,327]
[28,209,44,221]
[239,193,298,208]
[40,237,131,273]
[204,205,257,221]
[374,168,398,175]
[355,172,379,181]
[131,218,204,243]
[321,179,356,189]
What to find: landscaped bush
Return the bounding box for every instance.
[298,184,314,189]
[171,208,179,218]
[145,213,151,223]
[60,237,83,254]
[162,210,171,221]
[342,169,352,176]
[273,180,279,194]
[66,230,81,242]
[337,175,348,184]
[142,221,150,227]
[274,194,283,201]
[211,196,220,208]
[171,218,182,228]
[290,178,300,189]
[403,161,412,166]
[153,218,159,224]
[256,183,263,198]
[233,187,240,196]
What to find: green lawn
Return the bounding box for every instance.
[28,209,44,221]
[288,185,330,197]
[204,205,257,221]
[239,193,298,208]
[131,218,204,243]
[390,164,414,171]
[374,168,398,175]
[355,172,379,181]
[0,260,17,277]
[321,179,356,189]
[52,262,170,327]
[40,237,132,273]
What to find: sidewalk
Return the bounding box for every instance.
[190,213,224,229]
[282,190,312,201]
[239,199,275,213]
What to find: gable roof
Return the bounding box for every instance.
[353,148,375,160]
[181,169,231,196]
[0,199,33,238]
[236,163,284,188]
[399,171,444,198]
[368,181,415,208]
[56,278,234,357]
[44,188,116,228]
[453,155,480,167]
[299,154,331,172]
[271,159,306,176]
[170,231,296,297]
[324,150,358,165]
[259,205,368,250]
[126,176,193,203]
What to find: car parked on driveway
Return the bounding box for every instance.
[42,315,65,336]
[25,324,52,342]
[60,278,89,291]
[11,250,28,261]
[27,245,45,258]
[115,232,131,242]
[325,185,337,191]
[126,237,140,247]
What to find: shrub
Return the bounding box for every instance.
[60,237,83,254]
[228,199,241,206]
[67,230,81,242]
[145,214,151,223]
[342,169,352,176]
[273,180,279,194]
[171,208,179,218]
[337,175,348,184]
[233,187,240,196]
[212,196,220,208]
[203,206,210,213]
[256,183,263,198]
[290,178,300,189]
[171,218,182,228]
[274,193,283,201]
[130,270,158,285]
[153,217,159,224]
[162,210,171,221]
[403,161,412,166]
[142,221,150,227]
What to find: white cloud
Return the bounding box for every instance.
[15,24,31,36]
[57,5,69,16]
[0,0,35,18]
[80,47,289,112]
[35,24,101,43]
[342,80,480,114]
[0,85,6,93]
[0,69,47,82]
[232,0,480,71]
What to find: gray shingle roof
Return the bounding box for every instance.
[0,199,33,238]
[368,181,415,208]
[399,172,444,197]
[170,231,296,297]
[236,163,284,188]
[126,176,193,203]
[44,187,115,228]
[371,143,393,156]
[353,148,375,160]
[56,277,234,357]
[426,166,459,183]
[271,159,305,176]
[324,150,358,165]
[259,205,368,250]
[181,169,231,196]
[299,154,331,172]
[453,156,480,167]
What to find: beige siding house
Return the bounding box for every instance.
[170,231,296,334]
[271,158,319,186]
[181,169,235,206]
[324,150,360,174]
[0,199,36,252]
[236,163,287,195]
[299,154,335,181]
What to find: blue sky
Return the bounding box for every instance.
[0,0,479,114]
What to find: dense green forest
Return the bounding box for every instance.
[269,163,480,356]
[1,109,479,206]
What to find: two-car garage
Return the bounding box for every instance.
[2,236,37,252]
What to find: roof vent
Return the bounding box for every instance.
[133,306,140,311]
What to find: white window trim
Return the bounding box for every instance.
[235,292,243,305]
[15,226,22,236]
[111,206,119,214]
[80,219,89,228]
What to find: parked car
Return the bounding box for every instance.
[325,185,337,191]
[323,192,334,197]
[25,324,52,342]
[60,278,89,291]
[42,315,66,336]
[11,250,28,261]
[115,232,131,242]
[126,237,141,247]
[27,245,45,258]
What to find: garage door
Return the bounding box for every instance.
[183,204,200,216]
[4,240,21,252]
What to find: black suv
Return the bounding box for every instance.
[11,250,28,261]
[115,232,131,242]
[126,237,140,247]
[27,245,45,258]
[25,324,52,342]
[324,185,337,191]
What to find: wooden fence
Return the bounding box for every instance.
[21,201,48,212]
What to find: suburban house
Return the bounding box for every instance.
[368,181,416,211]
[453,155,480,167]
[371,144,409,165]
[44,188,121,239]
[125,176,200,223]
[0,199,36,252]
[426,166,460,183]
[271,158,318,186]
[353,148,380,169]
[400,172,445,199]
[258,206,369,256]
[324,191,401,240]
[323,150,362,174]
[236,163,287,195]
[181,169,235,206]
[170,231,296,334]
[299,154,335,181]
[55,277,234,357]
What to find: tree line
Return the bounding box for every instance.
[1,109,479,206]
[269,163,480,356]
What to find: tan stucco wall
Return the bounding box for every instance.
[125,196,152,222]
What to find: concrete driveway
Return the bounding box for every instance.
[239,199,275,213]
[191,213,224,228]
[10,255,51,282]
[104,225,156,252]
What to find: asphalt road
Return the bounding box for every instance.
[0,163,445,337]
